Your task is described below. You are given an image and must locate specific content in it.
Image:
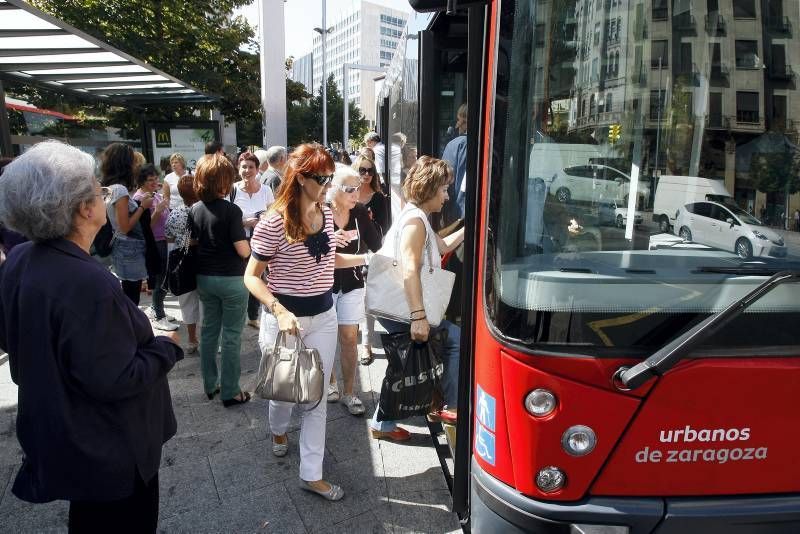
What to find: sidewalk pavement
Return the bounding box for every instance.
[0,293,460,533]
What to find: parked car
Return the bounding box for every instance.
[550,164,650,205]
[652,175,732,233]
[674,200,787,259]
[598,198,644,228]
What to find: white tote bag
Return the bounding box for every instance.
[365,208,455,327]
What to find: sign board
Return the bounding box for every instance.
[149,122,219,172]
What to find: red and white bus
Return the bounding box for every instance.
[377,0,800,531]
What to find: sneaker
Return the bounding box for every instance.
[153,317,179,331]
[247,318,260,329]
[143,307,177,322]
[342,395,365,415]
[327,383,340,403]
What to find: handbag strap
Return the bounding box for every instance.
[392,206,436,274]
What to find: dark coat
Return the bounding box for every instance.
[0,238,183,503]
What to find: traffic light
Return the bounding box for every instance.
[608,123,621,144]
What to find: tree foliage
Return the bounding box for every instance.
[751,151,800,194]
[29,0,260,127]
[286,74,369,147]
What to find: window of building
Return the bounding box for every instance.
[650,90,665,119]
[733,0,756,18]
[606,92,614,113]
[736,91,759,122]
[653,0,668,19]
[651,40,668,68]
[709,92,722,126]
[380,50,394,60]
[679,42,692,73]
[594,23,601,45]
[735,40,759,68]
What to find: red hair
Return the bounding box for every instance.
[269,143,335,243]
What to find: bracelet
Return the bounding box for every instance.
[410,316,427,322]
[267,298,279,312]
[410,308,426,316]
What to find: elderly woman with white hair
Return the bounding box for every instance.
[326,163,382,415]
[0,141,183,533]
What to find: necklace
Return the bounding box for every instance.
[305,204,321,232]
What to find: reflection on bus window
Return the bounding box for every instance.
[485,0,800,354]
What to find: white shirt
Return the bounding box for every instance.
[231,180,275,238]
[163,171,188,210]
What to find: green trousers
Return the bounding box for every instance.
[196,275,249,400]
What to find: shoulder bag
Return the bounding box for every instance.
[165,210,197,296]
[365,210,455,327]
[251,331,325,408]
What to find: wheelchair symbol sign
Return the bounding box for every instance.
[475,422,496,466]
[476,385,496,432]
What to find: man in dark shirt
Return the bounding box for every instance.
[441,103,468,227]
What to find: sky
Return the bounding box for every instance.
[235,0,413,58]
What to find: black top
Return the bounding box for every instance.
[364,191,389,237]
[190,199,248,276]
[0,239,183,503]
[332,202,383,294]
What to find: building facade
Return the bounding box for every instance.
[289,52,314,96]
[311,0,408,125]
[543,0,800,223]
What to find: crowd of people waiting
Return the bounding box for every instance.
[0,131,464,530]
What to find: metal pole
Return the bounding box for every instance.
[343,63,349,150]
[0,80,13,157]
[321,0,327,147]
[654,56,663,177]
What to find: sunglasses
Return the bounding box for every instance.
[358,167,375,176]
[304,173,334,186]
[337,184,360,194]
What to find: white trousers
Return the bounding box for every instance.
[258,306,338,481]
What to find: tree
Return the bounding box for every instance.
[308,74,369,146]
[29,0,260,128]
[751,151,800,194]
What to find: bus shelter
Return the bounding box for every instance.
[0,0,217,160]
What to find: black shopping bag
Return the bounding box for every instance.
[376,329,446,422]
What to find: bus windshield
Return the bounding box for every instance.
[485,0,800,355]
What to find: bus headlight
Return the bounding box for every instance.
[562,425,597,456]
[525,388,557,417]
[536,466,566,492]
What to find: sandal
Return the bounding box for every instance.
[299,479,345,501]
[359,345,374,366]
[222,391,251,407]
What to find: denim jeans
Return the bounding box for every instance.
[370,317,461,432]
[196,275,249,400]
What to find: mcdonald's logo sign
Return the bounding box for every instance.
[155,129,172,148]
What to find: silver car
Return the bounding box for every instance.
[674,200,787,259]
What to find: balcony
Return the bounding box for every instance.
[767,16,792,34]
[705,13,726,34]
[674,13,696,30]
[706,115,729,129]
[631,66,647,85]
[709,64,730,84]
[768,63,795,80]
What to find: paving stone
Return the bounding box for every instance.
[379,489,461,534]
[157,482,305,534]
[161,426,261,469]
[159,458,220,520]
[208,435,307,500]
[323,507,394,534]
[286,457,388,533]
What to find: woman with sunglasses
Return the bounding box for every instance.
[353,154,389,366]
[326,164,382,415]
[353,155,389,236]
[245,144,368,501]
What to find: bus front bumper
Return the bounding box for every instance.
[471,458,800,533]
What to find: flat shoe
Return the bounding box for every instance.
[359,346,374,366]
[371,427,411,442]
[272,435,288,457]
[222,391,251,407]
[327,383,340,403]
[299,479,344,501]
[428,408,458,425]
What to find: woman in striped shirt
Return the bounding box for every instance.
[244,143,367,502]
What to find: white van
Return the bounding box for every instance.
[652,175,732,232]
[528,143,604,182]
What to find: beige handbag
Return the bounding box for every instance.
[366,208,455,327]
[252,331,325,408]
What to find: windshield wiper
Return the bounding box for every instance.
[694,265,785,276]
[619,270,800,389]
